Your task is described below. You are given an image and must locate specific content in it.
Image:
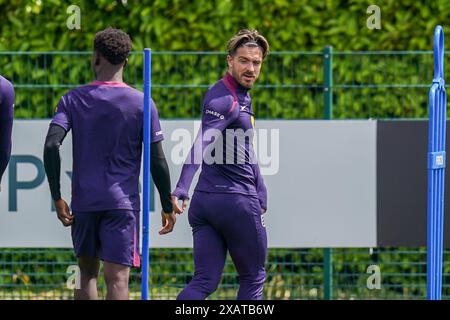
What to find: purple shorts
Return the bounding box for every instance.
[71,210,140,268]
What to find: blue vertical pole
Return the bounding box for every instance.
[142,48,152,300]
[427,25,446,300]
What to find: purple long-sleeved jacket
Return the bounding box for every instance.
[172,72,267,210]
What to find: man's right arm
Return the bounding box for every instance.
[172,94,239,207]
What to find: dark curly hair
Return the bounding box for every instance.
[93,27,132,65]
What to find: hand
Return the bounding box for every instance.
[54,199,73,227]
[159,210,176,235]
[171,195,188,214]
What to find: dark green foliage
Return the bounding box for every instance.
[0,1,448,119]
[1,0,449,52]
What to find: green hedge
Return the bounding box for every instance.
[1,1,448,119]
[1,0,449,52]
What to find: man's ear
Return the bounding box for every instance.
[94,52,101,66]
[123,58,128,68]
[226,54,233,69]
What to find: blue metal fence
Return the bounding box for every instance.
[427,25,447,300]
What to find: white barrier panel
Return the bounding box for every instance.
[0,120,377,248]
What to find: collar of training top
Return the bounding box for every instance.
[89,80,129,87]
[223,72,251,94]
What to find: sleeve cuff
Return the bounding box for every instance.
[162,205,173,214]
[172,187,189,201]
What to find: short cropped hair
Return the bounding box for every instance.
[93,27,132,65]
[226,29,270,59]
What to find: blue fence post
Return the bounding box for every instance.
[427,25,446,300]
[142,48,152,300]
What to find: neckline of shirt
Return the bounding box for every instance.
[89,80,129,87]
[223,73,250,95]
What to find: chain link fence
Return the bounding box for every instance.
[0,50,449,299]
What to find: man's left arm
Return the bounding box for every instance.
[43,125,67,202]
[44,95,73,227]
[43,124,73,227]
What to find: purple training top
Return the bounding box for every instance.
[51,81,164,212]
[172,73,267,210]
[0,75,15,185]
